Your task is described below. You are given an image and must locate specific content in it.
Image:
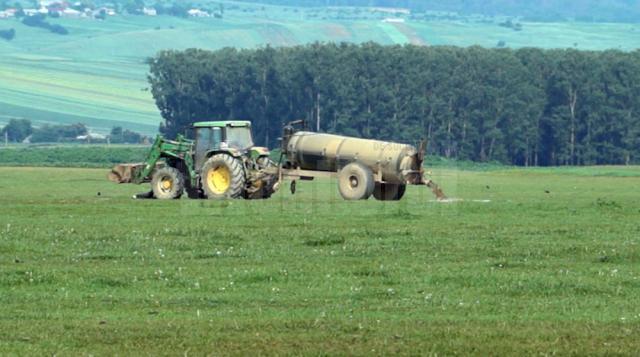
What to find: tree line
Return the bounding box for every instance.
[1,119,86,143]
[1,119,145,144]
[148,44,640,166]
[22,14,68,35]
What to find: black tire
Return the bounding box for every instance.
[261,189,274,199]
[256,156,274,169]
[151,166,184,200]
[186,187,205,199]
[247,184,275,200]
[257,178,277,199]
[201,154,245,199]
[373,183,407,201]
[338,162,375,200]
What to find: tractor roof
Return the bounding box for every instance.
[193,121,251,128]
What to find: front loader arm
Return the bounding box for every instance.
[108,134,196,187]
[133,135,195,184]
[134,135,164,184]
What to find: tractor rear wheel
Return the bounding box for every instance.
[202,154,245,199]
[338,162,375,200]
[373,183,406,201]
[151,166,185,199]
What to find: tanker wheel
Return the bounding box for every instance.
[151,167,185,200]
[202,154,245,200]
[338,162,375,200]
[373,183,407,201]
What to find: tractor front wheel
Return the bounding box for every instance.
[202,154,246,199]
[151,166,185,199]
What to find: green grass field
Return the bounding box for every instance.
[0,145,149,167]
[1,3,639,134]
[1,166,639,354]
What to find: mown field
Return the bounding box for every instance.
[0,145,149,168]
[1,3,639,134]
[0,166,639,354]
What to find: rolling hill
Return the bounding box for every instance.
[0,3,639,135]
[232,0,640,22]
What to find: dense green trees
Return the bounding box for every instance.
[1,119,32,142]
[149,44,640,166]
[21,14,68,35]
[109,126,143,144]
[0,28,15,41]
[30,123,88,143]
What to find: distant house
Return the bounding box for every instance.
[77,133,106,142]
[45,1,69,13]
[39,0,66,6]
[143,7,157,16]
[382,18,405,23]
[48,6,65,14]
[23,8,39,16]
[188,9,209,17]
[0,10,15,18]
[61,8,82,18]
[102,2,117,10]
[94,7,116,16]
[371,7,411,15]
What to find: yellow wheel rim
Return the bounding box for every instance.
[157,176,173,193]
[208,166,231,194]
[161,179,172,190]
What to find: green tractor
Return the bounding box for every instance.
[108,121,278,200]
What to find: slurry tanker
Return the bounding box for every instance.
[109,120,446,201]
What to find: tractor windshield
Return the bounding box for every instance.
[226,126,253,149]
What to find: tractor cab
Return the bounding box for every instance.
[192,121,254,168]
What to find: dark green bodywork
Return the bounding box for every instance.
[134,134,196,186]
[131,121,259,187]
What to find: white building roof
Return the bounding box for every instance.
[382,18,406,23]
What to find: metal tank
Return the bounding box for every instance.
[282,131,420,184]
